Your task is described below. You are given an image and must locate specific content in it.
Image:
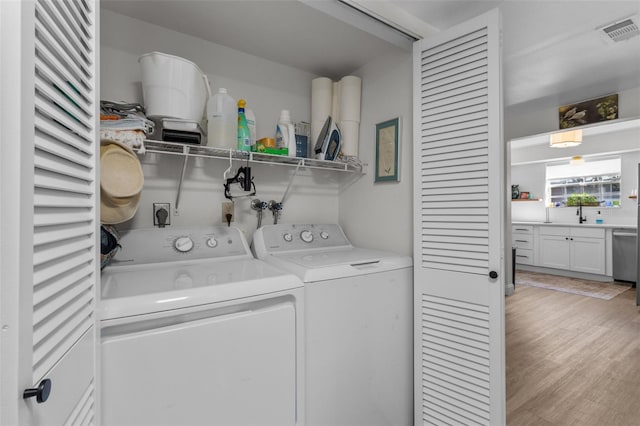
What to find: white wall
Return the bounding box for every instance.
[338,49,414,256]
[100,9,345,239]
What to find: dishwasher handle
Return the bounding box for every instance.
[613,231,637,238]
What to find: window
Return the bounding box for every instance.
[546,157,621,207]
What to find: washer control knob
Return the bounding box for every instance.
[320,231,329,240]
[300,230,314,243]
[206,237,218,248]
[283,233,293,242]
[174,236,194,252]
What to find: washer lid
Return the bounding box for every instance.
[100,258,302,320]
[270,247,412,282]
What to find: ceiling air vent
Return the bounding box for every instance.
[598,16,640,43]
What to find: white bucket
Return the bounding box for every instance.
[138,52,212,122]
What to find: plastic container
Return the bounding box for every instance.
[138,52,211,122]
[206,88,237,149]
[275,110,296,157]
[596,211,603,224]
[245,108,256,150]
[237,100,251,152]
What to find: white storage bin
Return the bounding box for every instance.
[139,52,211,122]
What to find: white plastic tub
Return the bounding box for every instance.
[138,52,211,122]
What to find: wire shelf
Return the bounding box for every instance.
[140,140,363,173]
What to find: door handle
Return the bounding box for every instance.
[489,271,498,279]
[23,378,52,403]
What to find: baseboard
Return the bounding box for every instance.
[516,264,613,282]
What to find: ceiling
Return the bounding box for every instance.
[101,0,640,108]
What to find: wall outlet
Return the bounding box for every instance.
[222,202,234,223]
[153,203,171,227]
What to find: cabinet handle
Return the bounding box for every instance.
[489,271,498,279]
[565,237,569,240]
[23,379,51,404]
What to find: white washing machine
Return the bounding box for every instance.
[253,224,413,426]
[99,226,304,426]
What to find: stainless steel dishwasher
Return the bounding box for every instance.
[612,229,637,284]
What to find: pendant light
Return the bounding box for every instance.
[550,129,582,148]
[570,155,585,166]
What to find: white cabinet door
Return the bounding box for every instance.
[0,1,99,425]
[571,237,606,275]
[413,9,505,425]
[538,235,571,270]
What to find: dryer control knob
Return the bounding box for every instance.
[300,230,314,243]
[174,236,194,252]
[320,231,329,240]
[283,233,293,242]
[206,237,218,248]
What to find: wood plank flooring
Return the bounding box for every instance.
[506,281,640,425]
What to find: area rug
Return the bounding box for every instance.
[516,270,632,300]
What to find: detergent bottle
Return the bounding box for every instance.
[275,109,296,156]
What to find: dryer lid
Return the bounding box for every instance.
[270,247,412,282]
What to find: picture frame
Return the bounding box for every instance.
[375,117,400,182]
[558,94,618,129]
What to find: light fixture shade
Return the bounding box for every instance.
[550,129,583,147]
[570,155,585,166]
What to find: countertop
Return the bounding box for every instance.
[513,221,637,230]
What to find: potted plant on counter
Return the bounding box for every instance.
[566,193,600,206]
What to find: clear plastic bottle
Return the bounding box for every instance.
[245,108,256,151]
[237,99,251,152]
[206,88,236,149]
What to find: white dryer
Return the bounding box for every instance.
[253,224,413,426]
[100,226,304,426]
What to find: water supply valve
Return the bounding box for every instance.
[268,200,283,224]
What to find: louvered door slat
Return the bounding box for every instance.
[34,223,94,246]
[35,189,93,209]
[34,171,92,195]
[42,0,92,58]
[64,381,94,426]
[35,77,92,130]
[35,3,90,83]
[35,149,93,181]
[32,303,92,381]
[34,236,93,266]
[34,37,89,107]
[36,130,93,166]
[35,56,92,116]
[33,263,93,306]
[33,276,92,325]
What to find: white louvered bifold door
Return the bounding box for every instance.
[412,10,505,426]
[31,0,98,424]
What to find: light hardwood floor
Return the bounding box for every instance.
[506,282,640,425]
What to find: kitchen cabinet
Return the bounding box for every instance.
[512,225,535,265]
[538,226,605,275]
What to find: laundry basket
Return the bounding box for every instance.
[138,52,211,122]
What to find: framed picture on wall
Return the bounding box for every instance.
[375,117,400,182]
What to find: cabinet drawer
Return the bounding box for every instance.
[571,227,605,239]
[512,225,533,234]
[539,226,571,236]
[512,236,533,250]
[514,248,534,265]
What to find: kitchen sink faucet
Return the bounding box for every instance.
[577,198,587,224]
